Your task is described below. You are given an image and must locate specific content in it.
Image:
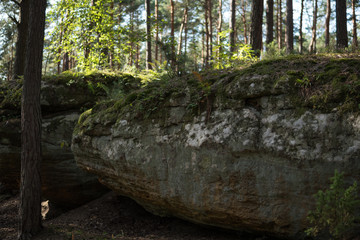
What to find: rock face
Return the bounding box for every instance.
[72,57,360,238]
[0,112,109,207]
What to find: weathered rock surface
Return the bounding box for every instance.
[0,112,109,207]
[72,57,360,238]
[0,73,139,207]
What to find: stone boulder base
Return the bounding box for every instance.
[72,59,360,238]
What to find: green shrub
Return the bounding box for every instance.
[306,170,360,239]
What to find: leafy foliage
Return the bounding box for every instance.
[306,170,360,239]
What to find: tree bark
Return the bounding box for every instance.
[170,0,176,69]
[177,7,188,55]
[250,0,264,57]
[155,0,159,62]
[285,0,293,52]
[204,0,209,66]
[266,0,274,45]
[325,0,331,48]
[241,0,248,44]
[208,0,213,62]
[217,0,222,59]
[145,0,152,70]
[336,0,348,48]
[276,0,282,49]
[13,0,29,81]
[229,0,236,53]
[19,0,46,238]
[352,0,358,49]
[309,0,317,53]
[299,0,304,53]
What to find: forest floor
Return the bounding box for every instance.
[0,191,273,240]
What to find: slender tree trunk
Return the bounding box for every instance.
[276,0,282,49]
[155,0,159,62]
[217,0,223,59]
[13,0,29,81]
[109,0,114,69]
[19,0,46,238]
[285,0,293,53]
[352,0,358,49]
[57,29,63,74]
[202,28,205,68]
[299,0,304,53]
[336,0,348,48]
[177,6,188,73]
[177,7,188,55]
[325,0,331,48]
[129,9,134,66]
[204,1,209,67]
[170,0,176,69]
[136,43,140,69]
[309,0,317,53]
[242,0,248,44]
[266,0,274,45]
[184,8,188,72]
[229,0,236,53]
[62,52,70,71]
[145,0,152,70]
[250,0,264,57]
[208,0,213,62]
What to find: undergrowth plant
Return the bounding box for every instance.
[306,170,360,239]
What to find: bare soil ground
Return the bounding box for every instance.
[0,191,272,240]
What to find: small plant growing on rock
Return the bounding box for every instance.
[306,170,360,239]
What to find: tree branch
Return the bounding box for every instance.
[7,13,19,25]
[8,0,20,7]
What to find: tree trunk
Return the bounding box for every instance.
[336,0,348,48]
[266,0,274,45]
[325,0,331,48]
[285,0,293,53]
[208,0,213,62]
[170,0,176,69]
[204,0,209,67]
[19,0,46,238]
[242,0,248,44]
[229,0,236,53]
[276,0,282,49]
[217,0,222,59]
[177,7,188,55]
[155,0,159,62]
[13,0,29,81]
[62,52,70,72]
[299,0,304,53]
[57,28,62,74]
[309,0,317,53]
[250,0,264,57]
[145,0,152,70]
[352,0,358,49]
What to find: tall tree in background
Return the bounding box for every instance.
[336,0,348,48]
[170,0,176,69]
[241,0,248,44]
[155,0,159,62]
[266,0,274,45]
[13,0,29,81]
[229,0,236,53]
[145,0,152,70]
[285,0,293,52]
[308,0,317,53]
[250,0,264,56]
[207,0,213,63]
[18,0,46,238]
[299,0,304,53]
[276,0,282,49]
[325,0,331,48]
[217,0,222,58]
[352,0,358,48]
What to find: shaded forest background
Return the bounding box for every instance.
[0,0,359,80]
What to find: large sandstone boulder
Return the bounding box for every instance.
[72,56,360,238]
